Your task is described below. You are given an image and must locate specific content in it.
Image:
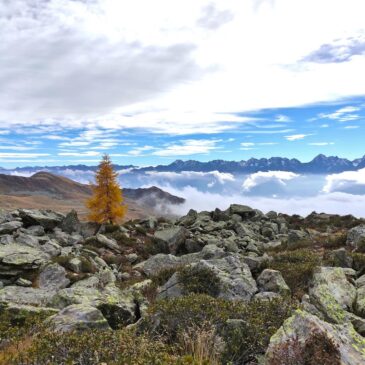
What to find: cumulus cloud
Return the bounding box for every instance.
[1,0,365,137]
[242,171,299,191]
[303,35,365,63]
[323,168,365,194]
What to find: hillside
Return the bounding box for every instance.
[0,206,364,364]
[0,172,185,220]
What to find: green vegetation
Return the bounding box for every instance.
[264,249,320,298]
[177,265,221,297]
[144,294,294,364]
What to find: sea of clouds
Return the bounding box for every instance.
[8,168,365,217]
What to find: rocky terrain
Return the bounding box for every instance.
[0,206,365,364]
[0,172,184,220]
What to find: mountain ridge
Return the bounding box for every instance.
[1,154,365,175]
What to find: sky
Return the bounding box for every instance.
[1,0,365,168]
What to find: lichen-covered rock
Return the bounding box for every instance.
[158,255,257,301]
[257,269,290,296]
[229,204,256,219]
[154,227,188,254]
[0,286,56,307]
[265,310,365,365]
[18,209,65,230]
[309,267,356,323]
[135,253,181,276]
[347,225,365,252]
[287,229,310,246]
[48,304,111,332]
[60,209,81,234]
[38,263,70,290]
[0,221,22,235]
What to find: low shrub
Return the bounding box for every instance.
[264,249,320,299]
[5,328,193,365]
[144,294,294,363]
[177,265,221,297]
[268,330,341,365]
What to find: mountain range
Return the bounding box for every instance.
[1,154,365,175]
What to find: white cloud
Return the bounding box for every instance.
[128,145,156,156]
[1,1,365,135]
[319,106,362,122]
[344,125,359,129]
[240,142,255,147]
[146,170,235,184]
[57,151,100,157]
[285,134,310,141]
[308,142,335,146]
[0,153,49,158]
[275,114,291,122]
[157,185,365,218]
[323,168,365,194]
[242,170,300,191]
[152,139,219,156]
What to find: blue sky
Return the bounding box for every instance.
[1,0,365,168]
[0,98,364,168]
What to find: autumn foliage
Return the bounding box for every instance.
[86,154,127,223]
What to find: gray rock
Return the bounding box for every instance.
[0,244,48,268]
[125,253,138,264]
[23,225,45,236]
[0,221,22,235]
[38,263,70,290]
[0,235,15,245]
[15,277,32,287]
[178,209,198,226]
[0,286,56,307]
[49,304,110,332]
[154,227,188,254]
[309,267,356,323]
[254,291,282,301]
[265,310,365,365]
[347,225,365,252]
[95,234,121,253]
[68,257,82,273]
[229,204,256,219]
[287,229,310,246]
[158,255,257,301]
[15,233,39,248]
[135,254,180,276]
[257,269,290,296]
[328,248,353,268]
[60,210,81,234]
[19,209,64,230]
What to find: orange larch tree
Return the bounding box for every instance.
[86,154,127,223]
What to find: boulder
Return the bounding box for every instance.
[0,221,22,235]
[329,248,353,268]
[0,286,56,307]
[287,229,310,246]
[158,255,257,301]
[178,209,198,226]
[48,304,110,332]
[309,267,356,323]
[229,204,256,219]
[134,254,181,276]
[265,310,365,365]
[38,263,70,290]
[0,244,48,269]
[257,269,290,296]
[154,227,188,254]
[347,225,365,252]
[60,210,81,234]
[95,234,121,253]
[18,209,64,230]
